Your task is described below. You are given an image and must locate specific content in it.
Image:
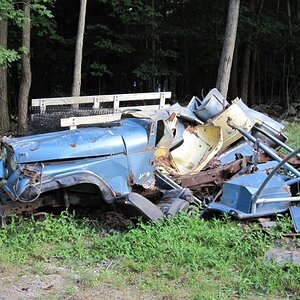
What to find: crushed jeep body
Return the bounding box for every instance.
[0,89,300,229]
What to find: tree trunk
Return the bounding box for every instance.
[72,0,87,97]
[151,0,156,91]
[0,17,10,133]
[257,49,261,103]
[285,0,293,109]
[249,0,264,105]
[240,0,255,105]
[229,47,238,99]
[18,0,32,134]
[182,2,189,95]
[249,45,257,106]
[216,0,240,99]
[240,41,251,103]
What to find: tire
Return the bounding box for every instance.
[157,197,189,218]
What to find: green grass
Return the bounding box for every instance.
[0,211,299,299]
[285,122,300,149]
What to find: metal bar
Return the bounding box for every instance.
[254,125,300,159]
[256,196,300,204]
[155,170,202,205]
[233,126,300,178]
[286,177,300,185]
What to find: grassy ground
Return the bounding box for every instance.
[0,211,299,299]
[284,122,300,149]
[0,123,299,300]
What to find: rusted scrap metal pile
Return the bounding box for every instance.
[0,89,299,231]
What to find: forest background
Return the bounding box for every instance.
[0,0,299,132]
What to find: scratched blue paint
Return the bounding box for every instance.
[2,118,151,164]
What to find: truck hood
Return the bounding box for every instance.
[2,119,149,163]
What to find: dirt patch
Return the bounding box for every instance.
[0,263,158,300]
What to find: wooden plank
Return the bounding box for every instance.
[32,92,172,107]
[60,104,170,129]
[31,96,114,107]
[60,114,122,129]
[115,92,171,102]
[115,104,170,112]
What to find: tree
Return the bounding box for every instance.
[0,0,19,133]
[216,0,240,99]
[18,0,32,134]
[72,0,87,97]
[0,15,10,132]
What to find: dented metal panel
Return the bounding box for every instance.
[170,125,223,175]
[208,99,254,149]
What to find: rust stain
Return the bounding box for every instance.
[168,112,177,122]
[186,126,196,134]
[128,173,135,187]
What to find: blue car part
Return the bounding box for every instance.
[202,147,300,220]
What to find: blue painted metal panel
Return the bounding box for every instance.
[221,172,290,215]
[3,118,151,164]
[125,119,156,186]
[0,117,158,205]
[0,160,5,179]
[218,142,253,165]
[290,206,300,233]
[120,118,151,154]
[4,154,131,203]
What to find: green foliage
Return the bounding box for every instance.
[30,0,58,39]
[31,2,54,19]
[90,63,112,77]
[100,0,162,27]
[0,0,13,17]
[133,60,180,80]
[94,38,134,54]
[0,47,20,66]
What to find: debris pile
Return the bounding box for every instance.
[154,89,300,232]
[0,89,299,232]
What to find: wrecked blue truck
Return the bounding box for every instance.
[0,114,198,223]
[0,89,300,230]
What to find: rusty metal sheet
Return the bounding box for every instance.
[174,158,245,188]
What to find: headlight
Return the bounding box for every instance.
[0,146,8,166]
[10,155,18,171]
